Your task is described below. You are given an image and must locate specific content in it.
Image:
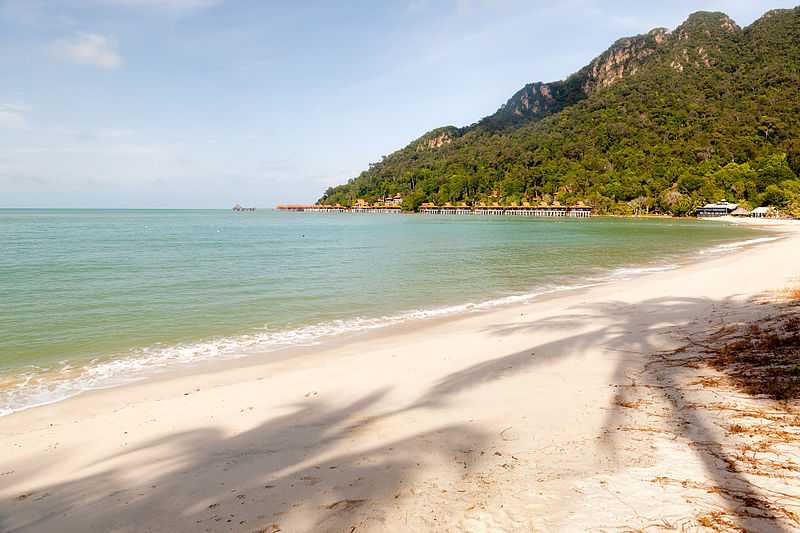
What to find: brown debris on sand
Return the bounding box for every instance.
[626,285,800,531]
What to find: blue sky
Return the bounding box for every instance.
[1,0,795,208]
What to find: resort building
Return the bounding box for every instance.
[433,203,471,215]
[276,204,347,212]
[419,202,592,217]
[384,193,403,206]
[365,205,402,214]
[347,198,402,213]
[453,203,472,215]
[730,207,752,217]
[279,201,592,217]
[277,203,400,213]
[567,202,592,218]
[350,199,369,212]
[472,203,503,215]
[696,200,738,217]
[752,206,771,218]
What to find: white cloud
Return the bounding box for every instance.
[50,32,122,69]
[0,104,30,129]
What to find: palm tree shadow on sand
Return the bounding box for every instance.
[1,388,493,532]
[1,295,798,532]
[471,295,799,532]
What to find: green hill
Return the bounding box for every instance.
[318,8,800,216]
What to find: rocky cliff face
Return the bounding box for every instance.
[485,12,748,129]
[580,28,668,93]
[508,82,555,117]
[355,8,792,158]
[486,25,670,127]
[667,12,742,72]
[418,130,453,150]
[486,77,580,128]
[412,126,460,152]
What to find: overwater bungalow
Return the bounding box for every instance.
[439,203,457,215]
[486,202,505,215]
[568,201,592,218]
[473,202,505,215]
[454,202,471,215]
[488,201,591,217]
[348,198,403,213]
[278,201,592,217]
[473,203,497,215]
[276,204,346,212]
[367,205,402,214]
[419,202,440,214]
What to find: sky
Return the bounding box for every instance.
[1,0,796,208]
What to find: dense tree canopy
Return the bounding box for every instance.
[319,8,800,217]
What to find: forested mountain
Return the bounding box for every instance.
[319,8,800,215]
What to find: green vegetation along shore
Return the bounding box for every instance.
[319,8,800,216]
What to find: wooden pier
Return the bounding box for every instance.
[277,204,400,213]
[419,201,591,218]
[351,205,402,214]
[277,201,592,217]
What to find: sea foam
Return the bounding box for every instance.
[0,282,601,417]
[699,235,782,254]
[0,232,783,417]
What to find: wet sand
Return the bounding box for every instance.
[1,223,799,532]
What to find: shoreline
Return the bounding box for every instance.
[0,219,791,419]
[1,222,800,531]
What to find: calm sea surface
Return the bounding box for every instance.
[0,209,770,414]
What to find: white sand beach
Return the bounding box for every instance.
[2,223,800,533]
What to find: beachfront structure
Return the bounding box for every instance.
[351,199,369,212]
[277,204,347,212]
[752,206,771,218]
[452,203,472,215]
[384,193,403,206]
[473,203,506,216]
[279,202,593,217]
[424,203,471,215]
[277,204,400,213]
[567,203,592,217]
[351,199,402,213]
[420,202,592,217]
[730,207,752,217]
[696,200,738,217]
[360,205,402,213]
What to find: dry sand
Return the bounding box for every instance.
[2,223,800,532]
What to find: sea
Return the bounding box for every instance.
[0,209,777,416]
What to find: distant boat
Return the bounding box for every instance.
[232,204,255,212]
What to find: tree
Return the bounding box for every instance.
[316,8,800,217]
[754,153,795,189]
[761,184,789,207]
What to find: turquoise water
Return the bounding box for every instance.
[0,209,768,414]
